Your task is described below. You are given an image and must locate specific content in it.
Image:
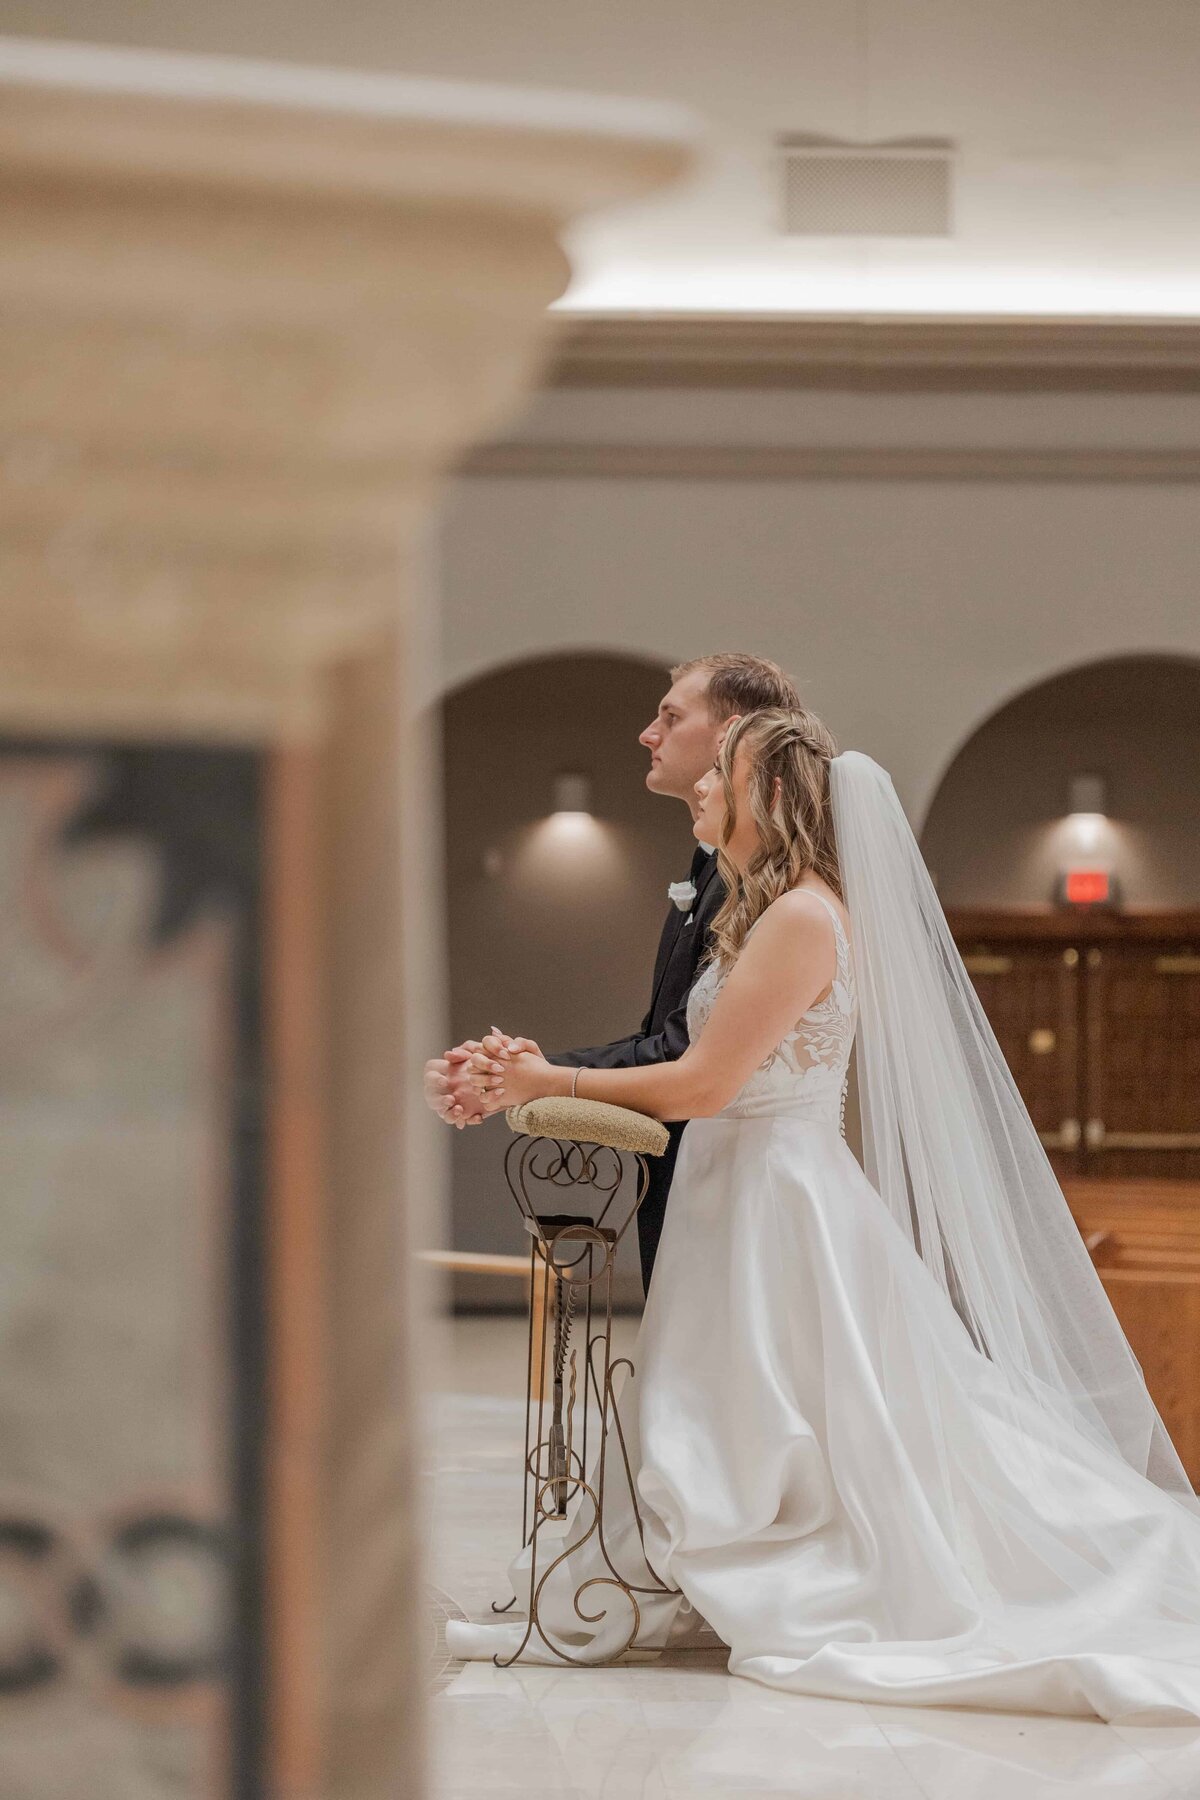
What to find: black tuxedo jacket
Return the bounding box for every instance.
[547,843,725,1295]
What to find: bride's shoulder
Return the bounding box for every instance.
[750,885,841,944]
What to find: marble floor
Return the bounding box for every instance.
[427,1315,1200,1799]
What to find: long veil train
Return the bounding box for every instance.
[830,749,1198,1510]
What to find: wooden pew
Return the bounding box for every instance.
[1065,1180,1200,1487]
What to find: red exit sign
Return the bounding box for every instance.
[1064,868,1111,905]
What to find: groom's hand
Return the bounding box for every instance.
[492,1035,542,1059]
[478,1027,543,1061]
[424,1041,487,1128]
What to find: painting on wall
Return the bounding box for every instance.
[0,741,264,1800]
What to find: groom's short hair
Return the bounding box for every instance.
[671,652,801,721]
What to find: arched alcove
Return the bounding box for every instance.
[440,649,683,1303]
[920,654,1200,907]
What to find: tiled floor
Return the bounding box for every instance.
[428,1316,1200,1799]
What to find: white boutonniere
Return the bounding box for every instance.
[668,878,697,913]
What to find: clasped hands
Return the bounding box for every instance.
[423,1027,559,1127]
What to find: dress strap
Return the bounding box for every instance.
[803,890,853,996]
[805,888,847,946]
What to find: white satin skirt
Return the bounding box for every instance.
[446,1113,1200,1721]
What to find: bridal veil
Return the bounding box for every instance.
[829,749,1199,1512]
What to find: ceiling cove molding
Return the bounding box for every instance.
[460,443,1200,482]
[547,313,1200,391]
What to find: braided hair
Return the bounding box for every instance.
[707,706,842,973]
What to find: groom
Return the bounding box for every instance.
[425,651,801,1293]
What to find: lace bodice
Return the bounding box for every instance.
[686,889,857,1127]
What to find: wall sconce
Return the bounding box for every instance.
[1067,772,1107,824]
[551,772,593,819]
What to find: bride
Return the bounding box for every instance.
[444,707,1200,1722]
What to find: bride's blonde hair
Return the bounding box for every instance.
[708,707,842,972]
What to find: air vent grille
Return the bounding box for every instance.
[780,141,953,237]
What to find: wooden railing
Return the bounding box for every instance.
[417,1248,551,1400]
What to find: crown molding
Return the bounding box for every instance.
[547,313,1200,391]
[460,442,1200,482]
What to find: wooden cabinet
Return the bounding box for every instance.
[1084,940,1200,1178]
[948,911,1200,1181]
[956,938,1082,1177]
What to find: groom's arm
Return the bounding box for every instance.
[544,992,692,1073]
[546,871,717,1072]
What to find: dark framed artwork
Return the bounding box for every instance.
[0,738,265,1800]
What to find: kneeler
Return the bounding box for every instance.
[490,1096,682,1666]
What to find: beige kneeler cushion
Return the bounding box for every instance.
[506,1096,670,1158]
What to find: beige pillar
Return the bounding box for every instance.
[0,38,693,1800]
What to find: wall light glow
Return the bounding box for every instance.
[542,809,599,839]
[552,257,1200,319]
[1065,812,1106,854]
[1064,773,1108,853]
[521,809,616,882]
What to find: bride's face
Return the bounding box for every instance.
[693,744,759,868]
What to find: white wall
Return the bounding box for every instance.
[437,383,1200,825]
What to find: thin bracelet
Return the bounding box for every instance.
[571,1068,581,1099]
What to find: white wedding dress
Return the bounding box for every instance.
[446,890,1200,1722]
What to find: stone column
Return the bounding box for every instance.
[0,38,693,1800]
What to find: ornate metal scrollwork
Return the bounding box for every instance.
[491,1132,684,1667]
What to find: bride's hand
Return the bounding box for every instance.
[467,1033,555,1112]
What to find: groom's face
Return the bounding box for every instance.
[639,672,728,808]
